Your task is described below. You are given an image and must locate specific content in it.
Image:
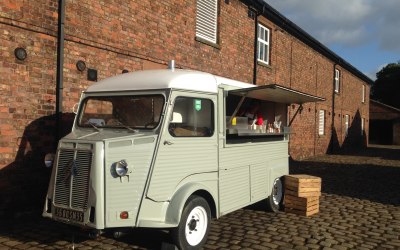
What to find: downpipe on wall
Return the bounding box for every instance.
[55,0,66,149]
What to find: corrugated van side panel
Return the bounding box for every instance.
[219,140,288,214]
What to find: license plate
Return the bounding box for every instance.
[54,207,84,223]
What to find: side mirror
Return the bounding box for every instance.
[72,103,79,114]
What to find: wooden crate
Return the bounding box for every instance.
[284,194,319,216]
[285,206,319,216]
[285,175,321,197]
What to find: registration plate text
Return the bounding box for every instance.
[54,207,84,222]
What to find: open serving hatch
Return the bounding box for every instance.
[226,84,325,134]
[228,84,325,104]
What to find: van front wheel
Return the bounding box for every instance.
[171,195,211,249]
[267,177,283,213]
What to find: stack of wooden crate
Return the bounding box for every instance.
[284,175,321,216]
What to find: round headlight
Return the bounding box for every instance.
[44,153,55,168]
[115,160,129,176]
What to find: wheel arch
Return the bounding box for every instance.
[191,189,217,218]
[268,159,288,189]
[166,183,217,226]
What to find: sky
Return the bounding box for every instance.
[266,0,400,80]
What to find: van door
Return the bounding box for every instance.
[147,91,218,201]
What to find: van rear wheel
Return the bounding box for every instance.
[267,177,283,213]
[171,195,211,250]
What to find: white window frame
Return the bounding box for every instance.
[361,117,365,135]
[362,85,366,103]
[257,23,270,65]
[196,0,218,44]
[335,69,340,93]
[318,110,325,135]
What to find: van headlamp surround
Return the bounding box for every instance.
[114,160,129,176]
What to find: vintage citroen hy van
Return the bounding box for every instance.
[43,68,323,249]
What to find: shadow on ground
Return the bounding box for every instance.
[290,145,400,206]
[0,218,171,250]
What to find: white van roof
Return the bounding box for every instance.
[86,69,253,93]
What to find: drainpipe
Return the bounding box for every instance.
[252,12,259,85]
[329,63,338,153]
[252,5,265,85]
[55,0,66,149]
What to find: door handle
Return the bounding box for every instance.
[164,140,173,145]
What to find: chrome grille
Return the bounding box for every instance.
[54,145,92,211]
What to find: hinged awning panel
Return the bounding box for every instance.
[228,84,325,104]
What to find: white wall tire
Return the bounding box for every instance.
[267,177,283,212]
[171,195,211,249]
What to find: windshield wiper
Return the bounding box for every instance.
[88,122,101,131]
[116,120,139,133]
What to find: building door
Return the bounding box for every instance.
[369,120,393,144]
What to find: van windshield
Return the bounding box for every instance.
[78,95,165,130]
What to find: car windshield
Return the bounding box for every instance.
[78,95,165,130]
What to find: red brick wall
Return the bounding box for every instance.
[370,101,400,120]
[257,16,369,158]
[0,24,57,168]
[369,101,400,146]
[0,0,371,169]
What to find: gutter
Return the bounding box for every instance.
[55,0,66,148]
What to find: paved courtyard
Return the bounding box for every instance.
[0,145,399,249]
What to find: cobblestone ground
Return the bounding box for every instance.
[0,145,399,249]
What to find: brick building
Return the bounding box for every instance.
[0,0,371,171]
[369,100,400,145]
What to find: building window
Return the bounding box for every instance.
[345,114,349,136]
[335,69,340,93]
[362,85,366,103]
[257,23,270,65]
[361,117,365,135]
[318,110,325,135]
[169,97,214,137]
[196,0,218,44]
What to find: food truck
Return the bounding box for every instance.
[43,67,323,249]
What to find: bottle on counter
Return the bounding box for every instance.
[268,123,273,133]
[232,117,237,126]
[273,120,282,133]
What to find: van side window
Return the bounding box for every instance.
[169,97,214,137]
